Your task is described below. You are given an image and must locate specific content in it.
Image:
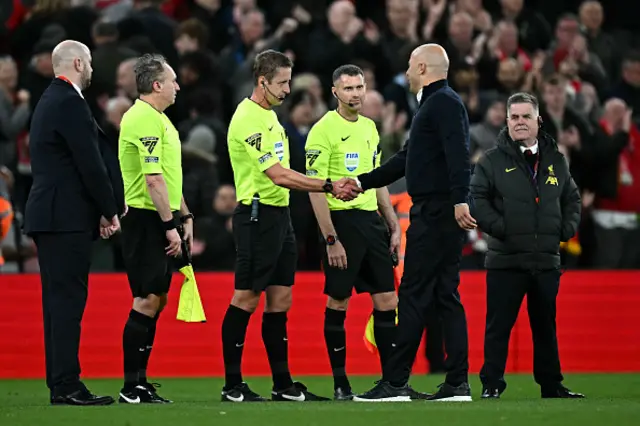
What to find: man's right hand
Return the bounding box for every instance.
[99,215,120,239]
[165,228,182,257]
[327,241,347,270]
[332,177,362,201]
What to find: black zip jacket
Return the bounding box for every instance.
[470,129,581,271]
[357,79,470,206]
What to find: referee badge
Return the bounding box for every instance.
[274,141,285,161]
[345,152,359,172]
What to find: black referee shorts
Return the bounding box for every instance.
[233,203,297,292]
[322,209,395,300]
[120,207,177,298]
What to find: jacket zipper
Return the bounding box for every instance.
[515,153,540,273]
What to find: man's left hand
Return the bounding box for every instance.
[455,203,477,230]
[183,219,194,255]
[389,227,401,255]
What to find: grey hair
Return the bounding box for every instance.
[134,53,168,95]
[507,92,539,116]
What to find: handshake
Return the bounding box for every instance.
[331,177,363,201]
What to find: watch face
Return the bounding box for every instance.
[326,235,336,244]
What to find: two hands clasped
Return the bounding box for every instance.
[331,177,363,201]
[99,204,194,258]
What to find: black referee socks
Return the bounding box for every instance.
[139,311,160,384]
[324,307,349,390]
[123,309,155,390]
[373,309,397,372]
[221,304,252,389]
[262,311,294,391]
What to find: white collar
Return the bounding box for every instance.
[70,80,84,99]
[520,140,538,154]
[416,88,423,103]
[57,76,84,99]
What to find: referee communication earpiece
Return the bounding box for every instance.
[262,80,286,102]
[333,91,355,108]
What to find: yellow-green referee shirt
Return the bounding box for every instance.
[118,99,183,211]
[227,98,291,207]
[305,111,381,211]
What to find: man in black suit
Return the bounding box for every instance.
[24,40,125,406]
[353,44,475,402]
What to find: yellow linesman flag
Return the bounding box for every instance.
[176,239,206,322]
[177,264,206,322]
[363,307,398,354]
[364,256,401,353]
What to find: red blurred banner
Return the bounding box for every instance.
[1,271,639,379]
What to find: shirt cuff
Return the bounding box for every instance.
[451,189,469,207]
[357,174,370,191]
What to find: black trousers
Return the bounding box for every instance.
[382,198,469,386]
[424,309,445,373]
[35,231,93,396]
[480,269,564,391]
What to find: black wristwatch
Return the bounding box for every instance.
[181,213,195,223]
[325,234,338,245]
[322,178,333,193]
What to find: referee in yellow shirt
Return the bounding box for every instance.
[305,65,401,400]
[221,50,360,403]
[117,54,194,404]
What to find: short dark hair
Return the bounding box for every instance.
[253,50,293,85]
[332,64,364,85]
[175,18,209,47]
[507,92,539,115]
[134,53,168,95]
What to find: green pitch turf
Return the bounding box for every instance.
[1,374,639,425]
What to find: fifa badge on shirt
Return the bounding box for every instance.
[345,152,359,172]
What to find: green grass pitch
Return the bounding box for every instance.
[1,374,639,425]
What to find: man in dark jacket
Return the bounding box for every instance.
[470,92,584,399]
[25,40,124,406]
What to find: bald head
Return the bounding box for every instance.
[52,40,90,74]
[51,40,93,90]
[413,44,450,73]
[603,97,628,131]
[405,43,450,94]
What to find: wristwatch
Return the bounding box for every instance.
[180,213,195,223]
[325,234,338,245]
[322,178,333,193]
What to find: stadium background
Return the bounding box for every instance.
[0,0,640,407]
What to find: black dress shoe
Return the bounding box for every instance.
[481,388,500,399]
[541,386,585,399]
[51,388,115,406]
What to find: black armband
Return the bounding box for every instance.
[163,218,177,231]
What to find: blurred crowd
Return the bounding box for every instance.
[1,0,640,273]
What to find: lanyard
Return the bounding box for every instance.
[57,76,72,85]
